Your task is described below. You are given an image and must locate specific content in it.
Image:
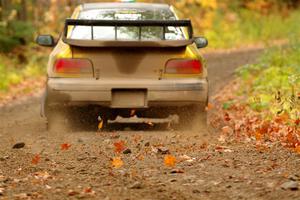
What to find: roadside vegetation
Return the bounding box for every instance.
[238,39,300,116]
[214,40,300,153]
[0,46,47,91]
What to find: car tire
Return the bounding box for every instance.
[46,105,108,132]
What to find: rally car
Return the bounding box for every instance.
[36,2,209,130]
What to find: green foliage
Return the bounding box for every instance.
[205,9,300,48]
[0,21,34,52]
[237,40,300,118]
[223,101,234,110]
[0,47,47,92]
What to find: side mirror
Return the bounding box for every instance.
[194,37,208,48]
[36,35,55,47]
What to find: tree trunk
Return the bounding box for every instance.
[0,0,3,21]
[1,0,10,20]
[19,0,27,21]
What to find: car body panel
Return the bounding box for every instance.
[47,78,208,108]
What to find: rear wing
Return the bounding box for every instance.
[62,19,195,47]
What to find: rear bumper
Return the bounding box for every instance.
[45,78,208,107]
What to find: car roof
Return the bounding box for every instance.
[82,3,170,11]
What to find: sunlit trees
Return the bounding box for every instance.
[0,0,300,52]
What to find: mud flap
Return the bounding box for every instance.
[40,89,47,118]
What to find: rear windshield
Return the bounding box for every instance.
[70,8,185,40]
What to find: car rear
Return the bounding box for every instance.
[43,3,208,129]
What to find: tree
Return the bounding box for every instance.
[19,0,27,21]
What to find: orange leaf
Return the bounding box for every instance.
[113,141,126,153]
[286,132,298,147]
[137,154,144,161]
[275,112,289,124]
[224,113,231,121]
[205,103,214,111]
[61,143,71,150]
[164,155,176,167]
[255,131,263,141]
[84,187,95,194]
[295,146,300,154]
[31,154,40,165]
[112,157,124,168]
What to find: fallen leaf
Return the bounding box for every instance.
[84,187,95,195]
[164,155,176,167]
[84,188,92,193]
[61,143,71,150]
[112,157,124,168]
[114,141,126,153]
[98,120,104,130]
[286,132,298,147]
[205,103,214,111]
[255,131,263,141]
[68,190,79,196]
[170,169,184,174]
[12,142,25,149]
[295,146,300,154]
[224,113,231,121]
[123,148,132,154]
[31,154,40,165]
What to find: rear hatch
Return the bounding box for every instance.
[72,46,186,80]
[63,19,195,80]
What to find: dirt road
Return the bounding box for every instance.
[1,48,300,200]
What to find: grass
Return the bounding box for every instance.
[204,9,300,49]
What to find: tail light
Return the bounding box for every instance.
[165,59,202,74]
[54,58,93,76]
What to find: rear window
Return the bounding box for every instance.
[70,8,185,40]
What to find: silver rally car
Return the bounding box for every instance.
[36,2,209,130]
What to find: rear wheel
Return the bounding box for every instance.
[45,105,107,132]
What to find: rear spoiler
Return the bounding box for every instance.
[62,19,195,47]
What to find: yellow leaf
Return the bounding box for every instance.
[98,120,103,130]
[164,155,176,167]
[112,157,124,169]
